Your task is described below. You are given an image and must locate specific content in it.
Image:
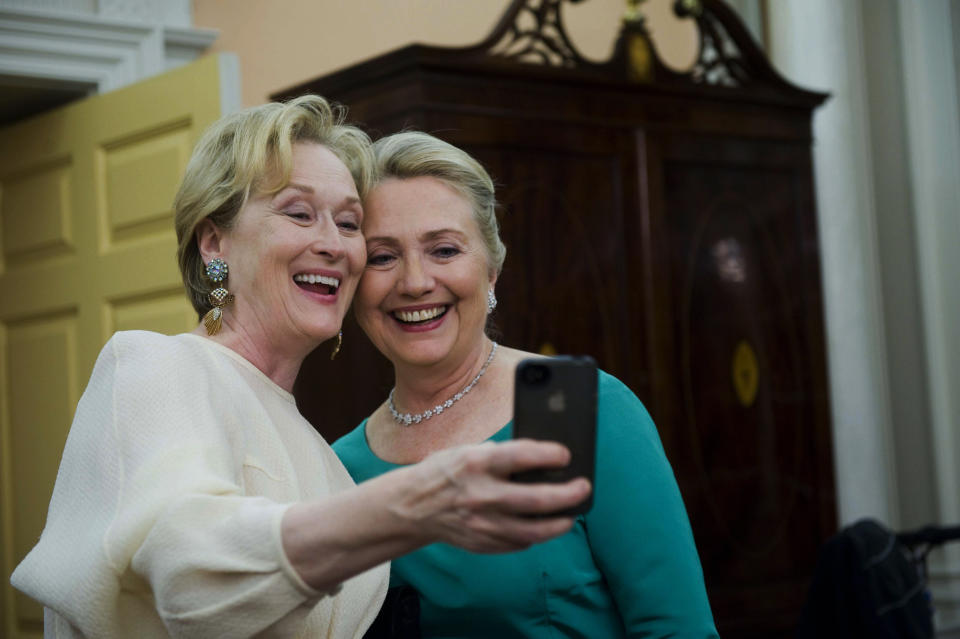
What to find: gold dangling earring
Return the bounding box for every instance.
[330,330,343,360]
[202,257,234,336]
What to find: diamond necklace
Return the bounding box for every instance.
[388,342,499,426]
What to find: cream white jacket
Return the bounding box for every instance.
[11,331,388,638]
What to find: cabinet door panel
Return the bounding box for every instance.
[657,137,833,634]
[466,140,639,379]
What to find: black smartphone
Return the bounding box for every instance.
[511,356,598,516]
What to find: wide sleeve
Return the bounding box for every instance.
[585,373,719,638]
[11,333,327,638]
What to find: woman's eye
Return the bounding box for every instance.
[286,210,311,221]
[433,246,461,258]
[338,220,360,232]
[367,253,395,266]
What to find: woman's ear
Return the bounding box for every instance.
[195,219,224,264]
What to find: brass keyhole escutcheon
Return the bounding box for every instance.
[538,342,558,356]
[732,340,759,407]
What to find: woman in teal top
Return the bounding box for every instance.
[335,131,718,638]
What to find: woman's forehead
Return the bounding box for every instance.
[257,143,358,198]
[366,177,470,219]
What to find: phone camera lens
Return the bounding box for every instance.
[522,364,551,385]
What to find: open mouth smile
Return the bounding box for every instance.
[392,305,448,324]
[293,273,340,296]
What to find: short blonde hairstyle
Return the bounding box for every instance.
[372,132,506,274]
[174,95,374,316]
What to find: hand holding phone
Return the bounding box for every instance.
[511,356,598,515]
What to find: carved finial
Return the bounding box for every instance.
[674,0,703,18]
[620,0,654,82]
[624,0,647,25]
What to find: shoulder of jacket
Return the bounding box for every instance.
[103,331,209,379]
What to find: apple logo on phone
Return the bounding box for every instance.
[547,390,566,412]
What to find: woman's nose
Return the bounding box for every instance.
[398,256,434,297]
[310,220,345,260]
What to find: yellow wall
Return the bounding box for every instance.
[193,0,698,107]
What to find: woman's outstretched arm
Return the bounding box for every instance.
[282,439,592,591]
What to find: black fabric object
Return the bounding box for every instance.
[797,518,933,639]
[364,586,421,639]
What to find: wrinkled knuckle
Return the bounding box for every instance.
[530,491,553,511]
[452,493,473,511]
[518,489,549,513]
[461,511,489,533]
[461,448,489,473]
[457,490,490,512]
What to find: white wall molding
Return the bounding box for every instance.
[896,0,960,532]
[860,0,938,531]
[0,4,216,94]
[0,0,191,28]
[164,25,218,70]
[217,52,241,117]
[897,0,960,631]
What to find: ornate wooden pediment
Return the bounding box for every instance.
[456,0,823,102]
[280,0,824,109]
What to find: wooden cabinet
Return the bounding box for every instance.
[276,1,835,636]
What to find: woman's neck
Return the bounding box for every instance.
[191,318,316,392]
[391,338,495,415]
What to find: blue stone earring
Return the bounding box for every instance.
[202,257,234,336]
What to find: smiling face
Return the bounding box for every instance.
[199,142,366,353]
[355,176,495,370]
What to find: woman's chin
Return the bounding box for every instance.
[390,341,454,369]
[295,323,342,346]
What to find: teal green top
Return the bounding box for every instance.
[334,371,718,638]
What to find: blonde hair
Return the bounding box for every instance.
[174,95,374,316]
[372,131,506,274]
